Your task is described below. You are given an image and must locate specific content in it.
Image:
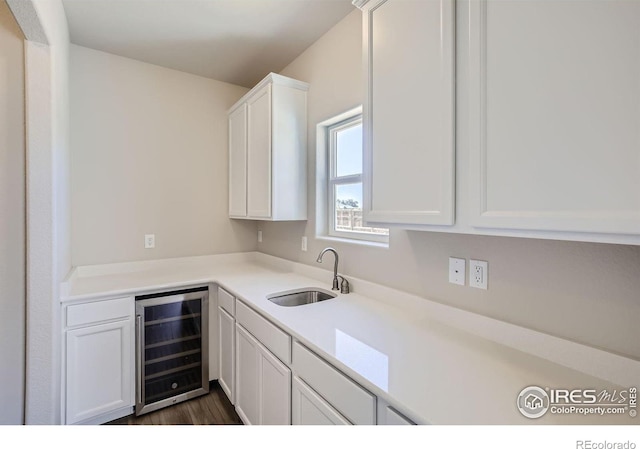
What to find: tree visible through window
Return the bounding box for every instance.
[328,114,388,242]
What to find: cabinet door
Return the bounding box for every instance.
[218,306,235,404]
[235,324,291,425]
[383,407,414,425]
[292,377,350,425]
[259,341,291,425]
[235,324,259,424]
[359,0,455,226]
[377,401,416,425]
[466,0,640,234]
[229,104,247,218]
[66,319,133,424]
[246,84,272,219]
[292,341,376,425]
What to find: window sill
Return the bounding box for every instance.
[316,235,389,249]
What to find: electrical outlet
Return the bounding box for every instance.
[301,236,307,252]
[448,257,466,286]
[470,260,488,289]
[258,230,263,243]
[144,234,155,249]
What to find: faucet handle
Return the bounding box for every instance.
[338,276,350,294]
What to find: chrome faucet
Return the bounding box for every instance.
[316,247,350,294]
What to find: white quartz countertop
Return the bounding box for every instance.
[62,252,639,425]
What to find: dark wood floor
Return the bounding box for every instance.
[107,382,242,425]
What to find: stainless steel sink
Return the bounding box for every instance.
[267,289,337,307]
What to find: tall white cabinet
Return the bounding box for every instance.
[228,73,309,221]
[355,0,456,226]
[465,0,640,235]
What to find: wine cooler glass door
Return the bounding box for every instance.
[135,288,209,415]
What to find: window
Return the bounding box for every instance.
[326,112,388,243]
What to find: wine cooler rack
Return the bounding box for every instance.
[135,287,209,416]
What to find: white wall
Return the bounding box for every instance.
[48,2,71,286]
[258,10,640,360]
[0,0,25,425]
[17,0,70,424]
[70,45,257,266]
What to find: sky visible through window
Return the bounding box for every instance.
[330,114,388,240]
[336,123,363,208]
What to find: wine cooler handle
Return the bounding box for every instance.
[136,314,142,405]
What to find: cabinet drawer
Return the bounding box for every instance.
[66,297,133,328]
[292,341,376,425]
[218,286,235,316]
[235,300,291,364]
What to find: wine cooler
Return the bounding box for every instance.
[135,287,209,416]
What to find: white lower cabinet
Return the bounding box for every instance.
[377,400,416,425]
[218,287,236,402]
[292,341,376,425]
[292,377,350,425]
[64,297,134,424]
[235,324,258,423]
[235,323,291,425]
[383,407,415,425]
[218,306,235,404]
[62,287,416,426]
[199,285,419,426]
[258,342,291,425]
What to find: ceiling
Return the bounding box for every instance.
[62,0,355,88]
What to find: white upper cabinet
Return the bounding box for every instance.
[228,104,248,218]
[355,0,456,226]
[246,85,273,218]
[355,0,640,243]
[465,0,640,235]
[228,73,309,221]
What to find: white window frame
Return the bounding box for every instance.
[325,111,389,244]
